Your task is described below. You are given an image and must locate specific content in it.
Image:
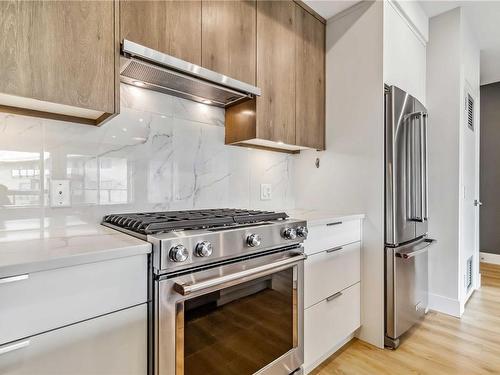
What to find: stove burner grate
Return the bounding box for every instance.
[103,209,288,234]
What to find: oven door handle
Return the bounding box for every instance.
[173,253,306,296]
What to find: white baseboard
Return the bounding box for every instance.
[304,332,356,374]
[480,252,500,265]
[428,293,462,317]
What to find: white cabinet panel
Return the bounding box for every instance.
[0,304,147,375]
[305,242,360,308]
[304,283,361,370]
[304,219,361,256]
[0,255,148,345]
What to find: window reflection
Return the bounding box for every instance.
[0,150,130,208]
[0,151,45,207]
[99,157,128,205]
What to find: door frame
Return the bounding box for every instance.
[461,80,481,308]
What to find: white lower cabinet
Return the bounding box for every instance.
[0,255,148,345]
[304,242,360,308]
[304,283,361,371]
[0,304,147,375]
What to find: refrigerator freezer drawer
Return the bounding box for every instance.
[385,238,435,340]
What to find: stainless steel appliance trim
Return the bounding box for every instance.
[122,39,261,97]
[395,238,436,259]
[404,111,425,223]
[120,61,243,107]
[173,253,306,296]
[0,340,30,355]
[419,113,425,222]
[158,248,305,375]
[385,236,430,340]
[405,112,412,222]
[325,246,343,253]
[326,291,343,302]
[423,113,429,220]
[0,274,29,284]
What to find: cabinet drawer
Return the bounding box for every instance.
[304,282,360,369]
[305,242,360,308]
[0,304,147,375]
[304,219,361,256]
[0,255,147,345]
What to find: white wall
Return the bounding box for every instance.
[426,7,480,317]
[294,1,385,348]
[459,11,480,308]
[0,85,295,235]
[427,8,462,316]
[383,0,427,104]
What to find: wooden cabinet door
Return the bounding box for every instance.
[120,0,167,53]
[202,0,256,84]
[121,0,202,65]
[0,1,115,114]
[256,0,296,145]
[295,4,325,150]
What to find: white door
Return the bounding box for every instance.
[461,84,480,307]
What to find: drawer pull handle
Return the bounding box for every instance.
[0,340,30,356]
[326,246,343,254]
[326,221,343,226]
[0,274,29,285]
[326,292,343,302]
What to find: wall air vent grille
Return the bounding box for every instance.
[466,255,473,292]
[467,93,474,131]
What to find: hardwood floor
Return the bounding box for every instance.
[312,263,500,375]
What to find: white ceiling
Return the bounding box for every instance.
[303,0,359,20]
[305,1,500,85]
[421,1,500,85]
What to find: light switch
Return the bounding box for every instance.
[260,184,272,201]
[50,179,71,208]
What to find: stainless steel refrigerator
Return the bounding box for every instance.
[384,85,436,349]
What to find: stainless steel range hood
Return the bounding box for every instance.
[120,40,261,108]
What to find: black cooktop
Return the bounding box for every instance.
[102,209,288,234]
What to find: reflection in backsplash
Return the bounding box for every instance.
[0,84,295,236]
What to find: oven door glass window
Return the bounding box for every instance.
[178,268,297,375]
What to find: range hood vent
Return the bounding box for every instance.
[120,40,261,108]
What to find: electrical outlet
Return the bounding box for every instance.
[260,184,272,201]
[50,179,71,208]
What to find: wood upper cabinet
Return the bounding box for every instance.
[295,4,325,150]
[120,0,202,65]
[225,1,325,153]
[0,1,117,125]
[256,0,296,145]
[201,0,256,85]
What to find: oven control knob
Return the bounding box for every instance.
[296,226,308,239]
[247,233,261,247]
[195,241,213,257]
[283,227,297,240]
[169,245,189,262]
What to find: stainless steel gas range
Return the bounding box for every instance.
[102,209,307,375]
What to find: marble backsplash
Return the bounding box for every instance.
[0,84,295,236]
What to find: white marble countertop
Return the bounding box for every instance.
[0,224,151,278]
[287,209,365,226]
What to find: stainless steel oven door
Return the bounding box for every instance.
[156,248,305,375]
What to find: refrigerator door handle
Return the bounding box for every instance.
[395,238,436,259]
[405,111,425,222]
[419,112,425,222]
[423,113,429,220]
